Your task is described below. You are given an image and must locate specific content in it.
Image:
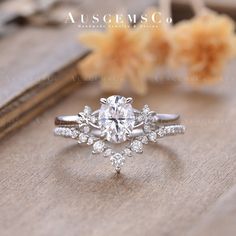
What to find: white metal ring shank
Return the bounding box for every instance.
[55,113,180,127]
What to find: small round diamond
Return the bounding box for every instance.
[157,127,165,137]
[144,124,151,133]
[87,137,94,145]
[142,105,150,114]
[104,148,113,157]
[136,114,144,123]
[141,136,149,144]
[131,140,143,153]
[90,116,97,124]
[71,129,79,139]
[84,106,92,115]
[123,148,132,157]
[82,126,90,133]
[148,132,157,142]
[79,133,87,143]
[93,140,105,153]
[110,153,125,168]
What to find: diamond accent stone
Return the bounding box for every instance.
[84,106,92,115]
[93,140,105,153]
[142,105,150,114]
[110,153,125,168]
[87,137,94,145]
[98,95,135,143]
[54,127,80,138]
[136,114,144,123]
[141,136,149,144]
[104,148,113,157]
[82,126,90,133]
[90,116,97,124]
[130,140,143,153]
[71,129,79,139]
[123,148,132,157]
[157,127,165,137]
[79,133,88,143]
[148,132,157,142]
[144,124,151,133]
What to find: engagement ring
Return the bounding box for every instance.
[54,95,185,173]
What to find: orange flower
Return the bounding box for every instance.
[77,17,153,95]
[138,8,172,67]
[171,11,236,85]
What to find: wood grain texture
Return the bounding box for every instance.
[1,0,236,140]
[0,25,86,139]
[0,26,83,107]
[188,185,236,236]
[0,58,236,235]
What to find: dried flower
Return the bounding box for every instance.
[171,11,236,85]
[77,17,153,95]
[138,8,172,67]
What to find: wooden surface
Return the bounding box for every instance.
[0,1,236,235]
[0,26,84,107]
[1,0,236,140]
[0,25,86,139]
[0,61,236,235]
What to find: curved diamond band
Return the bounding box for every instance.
[54,95,185,173]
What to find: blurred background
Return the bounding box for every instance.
[0,1,236,236]
[0,0,236,138]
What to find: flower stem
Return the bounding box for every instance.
[160,0,172,28]
[190,0,207,15]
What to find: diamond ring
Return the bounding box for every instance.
[54,95,185,173]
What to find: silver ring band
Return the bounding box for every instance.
[55,113,180,127]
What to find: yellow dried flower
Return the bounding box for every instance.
[138,8,172,67]
[77,17,153,95]
[171,11,236,85]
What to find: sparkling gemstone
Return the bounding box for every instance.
[130,140,143,153]
[141,136,149,144]
[58,128,69,136]
[93,140,105,153]
[79,133,87,143]
[90,116,97,124]
[157,127,165,137]
[84,106,92,115]
[142,105,150,114]
[144,124,151,133]
[82,126,90,133]
[87,137,94,145]
[148,132,157,142]
[110,153,125,168]
[136,114,144,123]
[104,148,113,157]
[71,129,79,139]
[123,148,132,157]
[98,95,135,143]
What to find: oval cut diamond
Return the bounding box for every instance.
[98,96,135,143]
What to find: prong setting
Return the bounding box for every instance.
[126,97,133,104]
[100,98,107,104]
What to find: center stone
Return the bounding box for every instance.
[98,95,135,143]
